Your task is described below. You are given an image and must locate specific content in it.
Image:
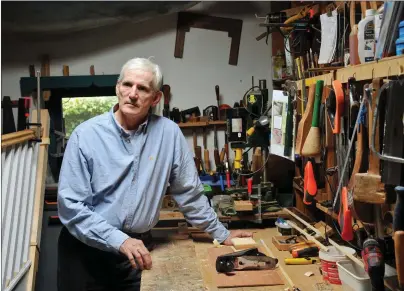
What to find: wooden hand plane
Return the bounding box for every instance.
[216,247,278,273]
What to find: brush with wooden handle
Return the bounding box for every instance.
[301,80,324,157]
[295,84,316,155]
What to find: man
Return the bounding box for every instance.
[57,57,252,291]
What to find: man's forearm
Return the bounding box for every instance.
[174,192,230,243]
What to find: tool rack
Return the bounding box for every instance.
[293,54,404,222]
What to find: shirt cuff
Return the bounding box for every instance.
[209,226,231,244]
[107,229,130,253]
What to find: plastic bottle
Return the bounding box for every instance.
[358,9,376,63]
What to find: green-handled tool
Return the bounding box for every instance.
[301,80,324,157]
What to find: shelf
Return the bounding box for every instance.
[159,208,290,221]
[296,55,404,90]
[178,120,226,128]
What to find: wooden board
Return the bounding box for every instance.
[297,55,404,90]
[140,239,204,291]
[159,209,290,221]
[30,110,50,248]
[207,246,283,288]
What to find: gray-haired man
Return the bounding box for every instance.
[57,57,252,290]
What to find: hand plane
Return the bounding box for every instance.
[216,247,278,273]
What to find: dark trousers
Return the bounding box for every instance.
[57,227,153,291]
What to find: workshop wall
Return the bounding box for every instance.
[2,1,272,166]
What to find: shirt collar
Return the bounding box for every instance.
[110,104,150,138]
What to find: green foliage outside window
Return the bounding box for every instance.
[62,96,117,138]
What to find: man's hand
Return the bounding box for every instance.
[222,230,253,246]
[119,238,152,270]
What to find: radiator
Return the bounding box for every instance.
[1,132,40,291]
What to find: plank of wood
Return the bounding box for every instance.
[159,209,290,221]
[30,110,50,247]
[1,129,37,148]
[141,239,205,291]
[297,55,404,90]
[207,246,283,288]
[234,200,253,211]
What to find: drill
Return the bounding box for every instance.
[362,238,385,291]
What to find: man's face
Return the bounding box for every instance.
[115,69,161,118]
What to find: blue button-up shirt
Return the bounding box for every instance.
[58,105,230,254]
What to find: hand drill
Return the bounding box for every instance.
[362,238,385,291]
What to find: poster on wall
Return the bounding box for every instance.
[270,90,294,162]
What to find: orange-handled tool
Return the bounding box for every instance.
[331,80,344,134]
[339,187,354,241]
[247,178,253,200]
[303,161,317,205]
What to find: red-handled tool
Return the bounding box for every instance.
[327,80,345,134]
[247,178,253,200]
[339,187,354,241]
[303,161,317,205]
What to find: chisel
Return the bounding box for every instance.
[213,124,220,168]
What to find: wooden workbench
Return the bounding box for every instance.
[142,228,343,291]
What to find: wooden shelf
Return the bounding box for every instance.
[178,121,208,128]
[159,208,290,221]
[297,55,404,90]
[178,120,226,128]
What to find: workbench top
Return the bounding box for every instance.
[142,228,343,291]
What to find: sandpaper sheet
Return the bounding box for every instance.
[208,246,284,288]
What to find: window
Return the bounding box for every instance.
[62,96,117,138]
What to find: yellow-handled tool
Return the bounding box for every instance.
[284,257,319,265]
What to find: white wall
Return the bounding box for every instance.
[2,1,273,169]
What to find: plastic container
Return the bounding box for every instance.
[275,220,295,236]
[396,21,404,56]
[319,246,356,285]
[337,260,371,291]
[338,258,398,291]
[358,9,376,63]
